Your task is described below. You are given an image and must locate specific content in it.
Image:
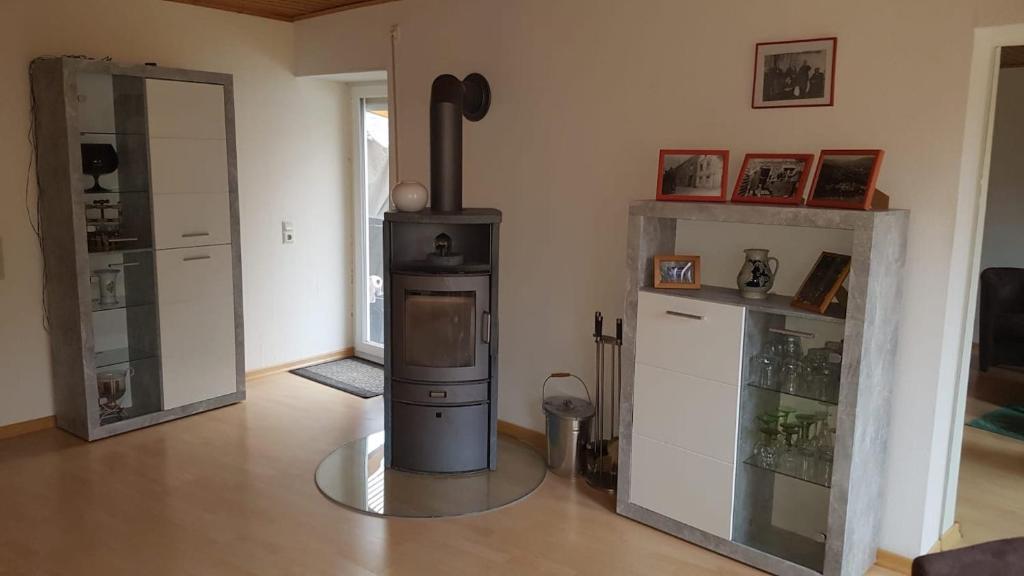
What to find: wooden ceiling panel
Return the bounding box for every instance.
[165,0,398,22]
[1002,45,1024,68]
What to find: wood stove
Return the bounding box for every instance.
[384,73,499,473]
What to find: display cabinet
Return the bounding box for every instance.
[30,57,244,440]
[618,201,908,576]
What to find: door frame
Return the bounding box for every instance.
[350,82,389,364]
[939,23,1024,534]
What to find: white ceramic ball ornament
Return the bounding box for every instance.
[391,181,429,212]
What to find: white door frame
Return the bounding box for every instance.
[939,23,1024,533]
[351,82,389,364]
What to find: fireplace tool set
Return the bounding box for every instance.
[587,311,622,492]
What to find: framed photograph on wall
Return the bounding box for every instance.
[731,153,815,205]
[653,255,701,289]
[752,37,837,109]
[806,149,885,210]
[656,149,729,202]
[792,251,851,314]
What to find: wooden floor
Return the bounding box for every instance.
[0,373,902,575]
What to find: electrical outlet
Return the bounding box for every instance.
[282,221,295,244]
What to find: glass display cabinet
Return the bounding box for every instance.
[30,57,244,440]
[619,201,908,576]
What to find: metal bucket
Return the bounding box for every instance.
[542,373,594,477]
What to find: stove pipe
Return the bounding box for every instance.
[429,73,491,213]
[430,75,464,212]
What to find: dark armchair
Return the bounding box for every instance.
[978,267,1024,371]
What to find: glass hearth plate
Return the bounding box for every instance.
[315,431,547,517]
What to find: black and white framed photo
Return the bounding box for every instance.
[656,149,729,202]
[806,149,885,210]
[752,37,836,109]
[731,153,815,205]
[653,255,701,289]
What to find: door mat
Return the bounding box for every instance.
[967,404,1024,442]
[291,357,383,399]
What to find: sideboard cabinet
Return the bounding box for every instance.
[618,201,908,576]
[30,57,244,440]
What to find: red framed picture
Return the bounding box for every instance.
[805,149,885,210]
[656,149,729,202]
[731,153,815,205]
[752,37,837,109]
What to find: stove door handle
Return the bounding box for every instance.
[481,311,492,345]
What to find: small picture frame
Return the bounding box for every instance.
[806,149,885,210]
[731,153,815,205]
[656,149,729,202]
[753,37,837,109]
[792,252,852,314]
[653,255,701,289]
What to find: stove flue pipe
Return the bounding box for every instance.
[429,73,491,213]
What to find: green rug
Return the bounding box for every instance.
[968,404,1024,442]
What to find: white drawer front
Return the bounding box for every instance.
[146,79,226,139]
[154,194,231,249]
[630,434,734,540]
[634,363,739,464]
[157,245,237,409]
[636,291,744,385]
[150,138,228,196]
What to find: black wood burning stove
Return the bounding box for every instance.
[384,73,500,473]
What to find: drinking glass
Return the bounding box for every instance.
[749,342,782,389]
[755,426,780,468]
[779,334,804,360]
[779,357,803,395]
[779,422,802,475]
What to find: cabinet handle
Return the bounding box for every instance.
[181,232,211,238]
[428,391,447,399]
[481,311,492,344]
[769,327,815,339]
[108,237,139,243]
[665,310,704,321]
[183,255,211,262]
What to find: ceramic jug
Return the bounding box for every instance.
[737,248,779,299]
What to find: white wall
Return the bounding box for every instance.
[0,0,352,427]
[294,0,1024,558]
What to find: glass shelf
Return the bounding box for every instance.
[80,131,147,137]
[92,300,155,313]
[742,454,832,489]
[96,347,159,369]
[88,246,153,256]
[744,381,838,406]
[82,189,149,195]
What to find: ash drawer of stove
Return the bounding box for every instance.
[391,401,489,473]
[391,380,488,405]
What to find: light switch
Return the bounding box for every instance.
[282,221,294,244]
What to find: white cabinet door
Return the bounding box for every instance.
[636,291,744,385]
[154,194,231,249]
[630,434,734,540]
[150,138,228,196]
[145,80,226,139]
[157,244,237,410]
[634,363,739,464]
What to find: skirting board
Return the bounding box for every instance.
[245,348,354,380]
[497,420,545,454]
[0,415,56,440]
[873,523,963,575]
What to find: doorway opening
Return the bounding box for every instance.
[943,43,1024,551]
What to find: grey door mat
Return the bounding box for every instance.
[291,357,383,398]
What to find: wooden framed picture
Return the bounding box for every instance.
[653,255,701,289]
[806,149,885,210]
[792,252,852,314]
[753,37,837,109]
[656,149,729,202]
[731,153,815,205]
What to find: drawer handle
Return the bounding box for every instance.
[428,391,447,399]
[665,310,704,321]
[107,237,139,243]
[183,255,211,262]
[181,232,211,238]
[108,262,141,268]
[769,327,815,339]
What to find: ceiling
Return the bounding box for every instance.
[1002,45,1024,68]
[165,0,398,22]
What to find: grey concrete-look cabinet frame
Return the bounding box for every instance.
[617,201,908,576]
[30,57,245,441]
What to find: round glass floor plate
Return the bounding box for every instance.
[315,432,547,517]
